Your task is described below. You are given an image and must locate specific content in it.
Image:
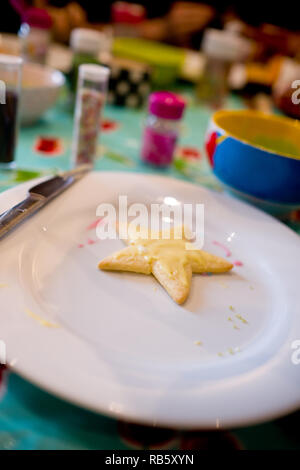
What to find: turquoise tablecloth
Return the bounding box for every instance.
[0,87,299,450]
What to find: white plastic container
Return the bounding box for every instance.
[197,28,253,108]
[69,28,104,95]
[70,28,104,59]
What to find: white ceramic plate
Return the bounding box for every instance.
[0,172,299,429]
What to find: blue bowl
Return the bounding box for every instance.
[205,110,300,214]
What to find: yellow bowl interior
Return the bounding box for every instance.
[213,110,300,160]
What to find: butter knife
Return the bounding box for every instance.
[0,164,92,240]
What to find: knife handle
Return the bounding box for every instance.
[0,196,44,239]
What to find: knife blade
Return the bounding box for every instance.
[0,164,92,240]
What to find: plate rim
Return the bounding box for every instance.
[1,170,300,429]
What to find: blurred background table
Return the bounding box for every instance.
[0,85,299,450]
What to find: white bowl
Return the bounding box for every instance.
[20,62,65,125]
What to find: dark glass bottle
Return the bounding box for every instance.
[0,55,22,168]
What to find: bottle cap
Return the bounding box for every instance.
[22,7,52,30]
[202,28,253,62]
[70,28,104,55]
[111,2,146,24]
[149,91,185,120]
[0,54,23,68]
[79,64,110,83]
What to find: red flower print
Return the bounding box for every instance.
[34,136,63,156]
[178,146,202,160]
[101,119,120,133]
[205,131,218,167]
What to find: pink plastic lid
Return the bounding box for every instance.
[149,91,186,120]
[111,2,146,24]
[22,7,52,29]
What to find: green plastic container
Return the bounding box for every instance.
[113,38,185,86]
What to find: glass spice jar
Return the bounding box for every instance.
[72,64,110,167]
[141,91,186,167]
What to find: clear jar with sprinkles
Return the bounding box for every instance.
[72,64,110,167]
[141,91,186,167]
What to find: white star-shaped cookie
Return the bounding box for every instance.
[99,226,233,304]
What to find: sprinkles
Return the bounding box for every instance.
[212,240,232,258]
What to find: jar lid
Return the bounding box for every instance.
[111,2,146,24]
[70,28,104,55]
[0,54,23,67]
[79,64,110,83]
[22,7,52,30]
[149,91,185,120]
[202,28,253,62]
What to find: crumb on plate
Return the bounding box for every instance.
[25,308,60,328]
[235,314,248,324]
